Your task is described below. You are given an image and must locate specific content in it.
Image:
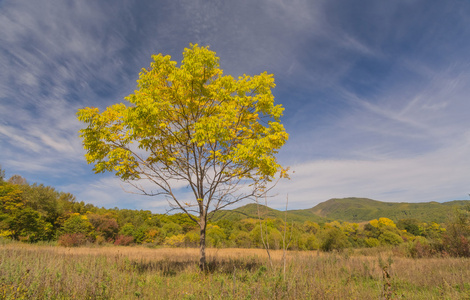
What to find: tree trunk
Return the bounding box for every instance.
[199,219,206,271]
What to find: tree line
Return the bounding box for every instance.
[1,168,469,257]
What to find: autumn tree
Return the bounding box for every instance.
[77,44,288,270]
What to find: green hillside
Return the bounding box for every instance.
[310,197,470,223]
[209,203,326,223]
[211,198,470,224]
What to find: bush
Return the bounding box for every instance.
[397,219,423,236]
[58,233,88,247]
[299,233,318,250]
[144,228,163,244]
[163,234,186,247]
[320,227,351,252]
[184,230,199,247]
[95,235,106,245]
[379,231,404,245]
[365,237,380,248]
[207,225,227,248]
[442,234,470,257]
[439,205,470,257]
[114,235,134,246]
[87,213,119,241]
[230,230,252,248]
[404,238,434,258]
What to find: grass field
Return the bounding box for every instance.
[1,240,470,299]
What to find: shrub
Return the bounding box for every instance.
[207,225,227,248]
[439,205,470,257]
[442,234,470,257]
[184,230,199,247]
[114,235,134,246]
[404,238,434,258]
[163,234,185,247]
[58,233,88,247]
[299,233,318,250]
[365,237,380,248]
[397,219,423,236]
[230,230,252,248]
[95,235,106,245]
[144,228,163,244]
[379,231,404,245]
[87,213,119,241]
[320,227,351,252]
[303,221,320,234]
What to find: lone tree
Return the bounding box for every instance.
[77,44,288,270]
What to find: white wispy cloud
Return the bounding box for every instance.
[0,125,43,153]
[270,132,470,210]
[0,0,137,179]
[63,175,199,212]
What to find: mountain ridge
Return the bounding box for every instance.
[210,197,470,223]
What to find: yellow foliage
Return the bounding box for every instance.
[378,217,396,228]
[0,230,13,238]
[77,44,288,184]
[369,217,396,228]
[325,221,342,229]
[163,234,185,247]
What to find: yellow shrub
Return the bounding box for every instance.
[163,234,185,247]
[0,230,13,238]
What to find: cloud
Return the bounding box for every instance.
[0,125,42,153]
[63,175,200,213]
[0,0,141,181]
[269,131,470,210]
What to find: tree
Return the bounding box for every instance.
[319,227,351,252]
[0,181,24,214]
[0,182,24,238]
[61,214,94,236]
[442,205,470,257]
[77,44,288,270]
[9,207,52,242]
[20,183,64,232]
[87,213,119,241]
[7,175,28,185]
[0,165,5,183]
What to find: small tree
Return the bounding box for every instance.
[77,44,288,270]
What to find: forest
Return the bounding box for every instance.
[1,167,469,258]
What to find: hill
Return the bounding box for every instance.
[310,197,470,223]
[210,198,470,224]
[209,203,326,223]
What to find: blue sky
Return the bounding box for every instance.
[1,0,470,212]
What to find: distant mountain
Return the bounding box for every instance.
[310,197,470,223]
[210,197,470,224]
[209,203,326,223]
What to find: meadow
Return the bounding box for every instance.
[1,239,470,299]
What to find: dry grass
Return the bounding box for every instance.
[1,241,470,299]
